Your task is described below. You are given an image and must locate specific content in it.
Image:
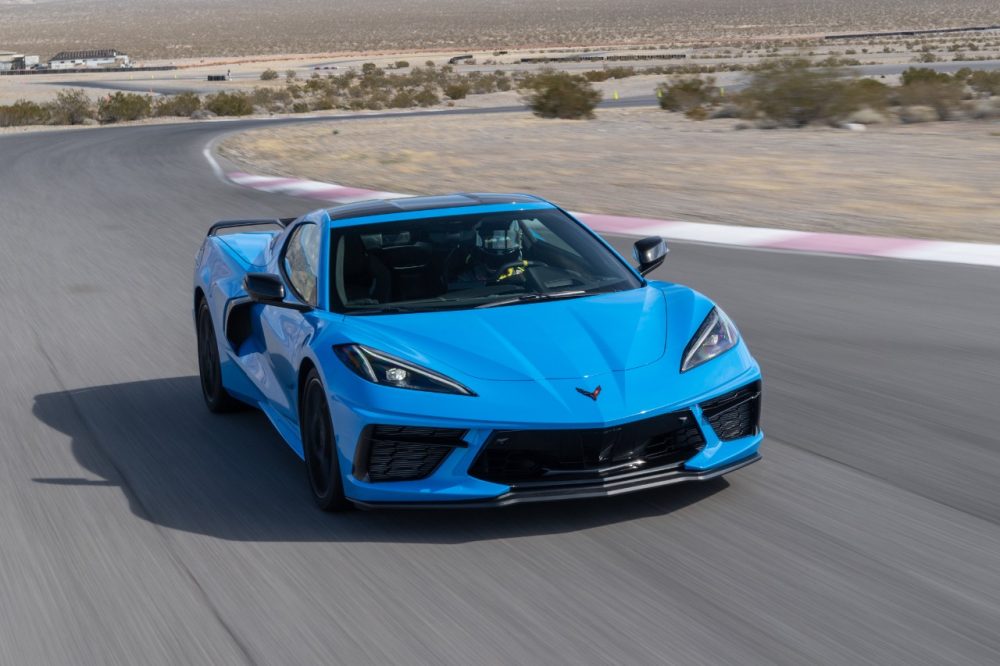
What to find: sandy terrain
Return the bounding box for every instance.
[2,0,999,59]
[218,107,1000,243]
[4,36,998,105]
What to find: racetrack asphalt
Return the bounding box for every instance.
[1,116,999,665]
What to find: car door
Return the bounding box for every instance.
[258,221,322,421]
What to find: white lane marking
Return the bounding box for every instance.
[202,144,226,181]
[884,241,1000,268]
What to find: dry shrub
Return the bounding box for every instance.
[46,89,94,125]
[520,69,601,119]
[897,68,964,118]
[97,92,152,124]
[154,91,202,117]
[0,99,50,127]
[735,59,856,126]
[204,91,254,116]
[657,76,718,113]
[444,82,470,99]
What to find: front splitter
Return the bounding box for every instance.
[351,453,761,509]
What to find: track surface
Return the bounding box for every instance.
[1,118,999,665]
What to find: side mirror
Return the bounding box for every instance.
[633,236,669,276]
[244,273,313,311]
[244,272,300,307]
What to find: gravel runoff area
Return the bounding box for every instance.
[218,107,1000,243]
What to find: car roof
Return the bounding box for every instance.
[323,193,556,227]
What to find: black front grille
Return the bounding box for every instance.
[357,425,467,482]
[701,381,761,441]
[469,411,705,486]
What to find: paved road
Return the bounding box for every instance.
[1,118,999,665]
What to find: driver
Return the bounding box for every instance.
[451,219,526,284]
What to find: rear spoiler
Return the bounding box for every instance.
[207,217,297,236]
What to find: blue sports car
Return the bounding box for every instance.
[194,194,762,510]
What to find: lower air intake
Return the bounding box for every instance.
[701,381,762,441]
[359,425,467,482]
[469,411,705,486]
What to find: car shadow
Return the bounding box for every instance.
[33,377,730,543]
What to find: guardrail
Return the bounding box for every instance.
[0,65,179,76]
[519,54,687,64]
[825,25,1000,40]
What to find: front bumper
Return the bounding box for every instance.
[351,453,760,509]
[333,369,764,506]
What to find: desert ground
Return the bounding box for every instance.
[2,0,999,59]
[218,107,1000,242]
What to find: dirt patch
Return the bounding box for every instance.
[219,107,1000,242]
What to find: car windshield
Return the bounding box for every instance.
[330,208,642,314]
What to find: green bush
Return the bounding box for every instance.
[389,90,416,108]
[841,78,892,111]
[685,106,709,121]
[311,97,335,111]
[968,70,1000,95]
[395,61,410,69]
[292,101,309,113]
[285,69,297,81]
[97,92,152,124]
[896,80,964,118]
[583,66,636,82]
[444,82,469,100]
[46,89,94,125]
[0,99,50,127]
[153,91,202,117]
[414,87,440,107]
[736,59,853,126]
[204,91,254,116]
[897,67,965,117]
[657,76,718,112]
[260,68,279,81]
[900,67,952,86]
[521,70,601,119]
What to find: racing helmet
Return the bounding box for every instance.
[475,219,523,270]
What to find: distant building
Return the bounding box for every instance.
[0,51,20,71]
[49,49,130,70]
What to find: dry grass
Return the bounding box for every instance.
[219,107,1000,242]
[2,0,999,59]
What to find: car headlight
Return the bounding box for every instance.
[681,307,739,372]
[334,344,476,396]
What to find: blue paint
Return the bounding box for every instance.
[194,195,763,505]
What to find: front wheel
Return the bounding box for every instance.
[301,369,351,512]
[196,299,241,413]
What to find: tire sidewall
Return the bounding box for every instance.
[197,300,224,410]
[302,370,349,511]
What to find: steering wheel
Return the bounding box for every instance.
[493,260,548,283]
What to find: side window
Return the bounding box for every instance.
[282,223,321,306]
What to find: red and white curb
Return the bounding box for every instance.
[228,172,408,204]
[225,172,1000,269]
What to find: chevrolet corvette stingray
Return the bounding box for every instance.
[194,193,762,510]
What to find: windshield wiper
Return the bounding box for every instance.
[475,290,587,309]
[348,306,418,315]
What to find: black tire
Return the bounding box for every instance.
[301,369,351,512]
[196,299,242,413]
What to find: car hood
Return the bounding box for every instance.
[340,287,667,381]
